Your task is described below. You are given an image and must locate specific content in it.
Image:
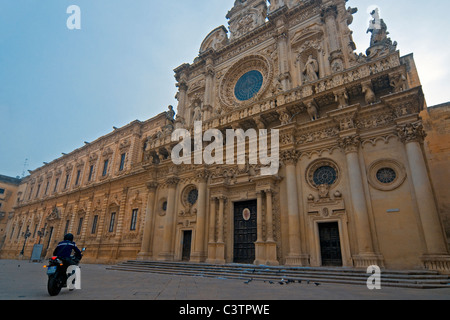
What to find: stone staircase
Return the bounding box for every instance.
[107,260,450,289]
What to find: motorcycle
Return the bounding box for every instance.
[44,247,85,296]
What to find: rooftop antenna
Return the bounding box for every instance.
[22,158,29,178]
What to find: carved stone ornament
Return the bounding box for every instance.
[47,206,61,221]
[226,0,267,40]
[396,122,427,143]
[200,26,229,53]
[166,176,180,187]
[280,149,300,165]
[338,135,361,154]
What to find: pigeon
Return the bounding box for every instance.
[298,280,302,284]
[269,281,274,284]
[244,278,253,284]
[314,282,321,286]
[306,280,310,284]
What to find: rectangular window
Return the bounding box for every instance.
[130,209,138,231]
[64,174,70,189]
[119,153,126,171]
[109,212,116,232]
[44,181,50,195]
[35,184,41,198]
[0,188,5,194]
[33,224,38,238]
[102,159,109,176]
[54,178,59,192]
[91,215,98,234]
[64,220,70,235]
[28,187,33,200]
[76,217,83,235]
[75,170,81,186]
[88,165,94,181]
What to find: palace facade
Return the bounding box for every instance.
[1,0,449,272]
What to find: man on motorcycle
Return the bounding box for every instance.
[53,233,82,269]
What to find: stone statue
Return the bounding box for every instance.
[303,55,319,83]
[390,73,407,93]
[367,8,388,47]
[344,7,358,26]
[362,82,376,105]
[192,102,203,123]
[307,101,319,121]
[366,8,397,58]
[335,90,349,109]
[166,105,175,122]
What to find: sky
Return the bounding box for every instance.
[0,0,449,178]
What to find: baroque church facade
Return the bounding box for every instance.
[1,0,449,272]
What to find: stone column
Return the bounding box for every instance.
[176,80,188,119]
[80,199,94,244]
[281,150,303,265]
[215,196,226,264]
[159,177,179,261]
[191,171,208,262]
[112,188,128,259]
[254,191,265,265]
[339,135,378,267]
[275,29,291,91]
[206,197,217,263]
[203,58,215,113]
[265,189,274,242]
[397,122,449,270]
[265,189,278,265]
[321,5,344,73]
[114,188,129,241]
[137,182,158,260]
[94,194,110,259]
[95,195,110,242]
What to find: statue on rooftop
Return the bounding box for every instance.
[366,8,397,59]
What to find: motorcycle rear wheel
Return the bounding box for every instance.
[47,275,62,296]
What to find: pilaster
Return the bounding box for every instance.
[137,181,158,260]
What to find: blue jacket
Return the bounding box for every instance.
[53,240,82,260]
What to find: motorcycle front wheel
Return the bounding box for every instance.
[47,275,62,296]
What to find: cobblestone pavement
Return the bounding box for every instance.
[1,259,449,301]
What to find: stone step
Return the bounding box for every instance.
[106,261,450,289]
